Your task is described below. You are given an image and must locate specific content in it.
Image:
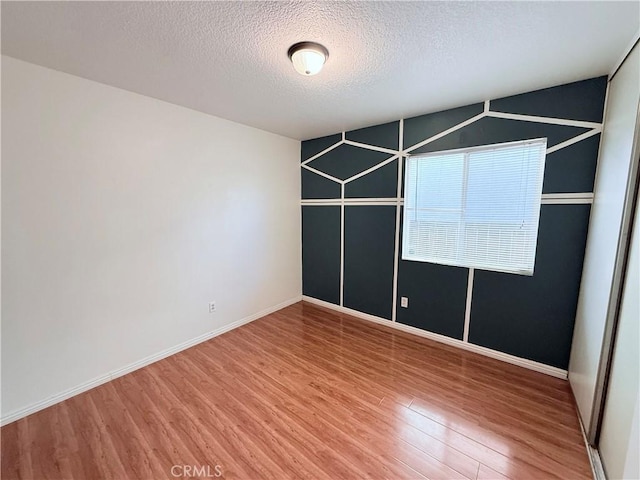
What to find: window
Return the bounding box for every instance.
[402,138,547,275]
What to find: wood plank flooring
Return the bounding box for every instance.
[1,301,592,479]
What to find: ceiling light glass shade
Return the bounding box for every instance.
[288,42,329,76]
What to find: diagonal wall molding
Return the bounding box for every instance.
[303,101,604,185]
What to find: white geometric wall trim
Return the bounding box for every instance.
[301,78,606,372]
[301,193,594,206]
[302,99,604,192]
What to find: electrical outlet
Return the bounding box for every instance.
[208,301,216,313]
[400,297,409,308]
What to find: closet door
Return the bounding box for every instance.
[568,41,640,436]
[598,191,639,479]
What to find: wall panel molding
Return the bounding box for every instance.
[301,76,607,372]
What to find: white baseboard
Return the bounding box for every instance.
[1,295,302,427]
[302,295,568,380]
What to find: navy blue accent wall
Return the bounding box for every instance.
[490,77,607,123]
[395,209,468,339]
[302,169,341,199]
[543,135,601,193]
[301,77,607,370]
[469,204,591,368]
[404,103,484,148]
[344,160,398,198]
[410,117,589,154]
[301,133,342,161]
[345,121,400,150]
[344,206,396,319]
[306,144,389,181]
[302,206,341,305]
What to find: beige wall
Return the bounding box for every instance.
[1,56,301,421]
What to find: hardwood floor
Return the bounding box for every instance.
[1,301,592,480]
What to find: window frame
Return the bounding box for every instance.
[401,137,547,276]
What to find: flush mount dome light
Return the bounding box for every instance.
[288,42,329,76]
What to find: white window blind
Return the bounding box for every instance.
[402,138,547,275]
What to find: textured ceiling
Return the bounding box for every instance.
[2,1,638,140]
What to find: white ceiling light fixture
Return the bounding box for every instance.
[288,42,329,76]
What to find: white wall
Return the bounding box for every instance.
[569,42,640,431]
[1,56,301,421]
[599,191,639,480]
